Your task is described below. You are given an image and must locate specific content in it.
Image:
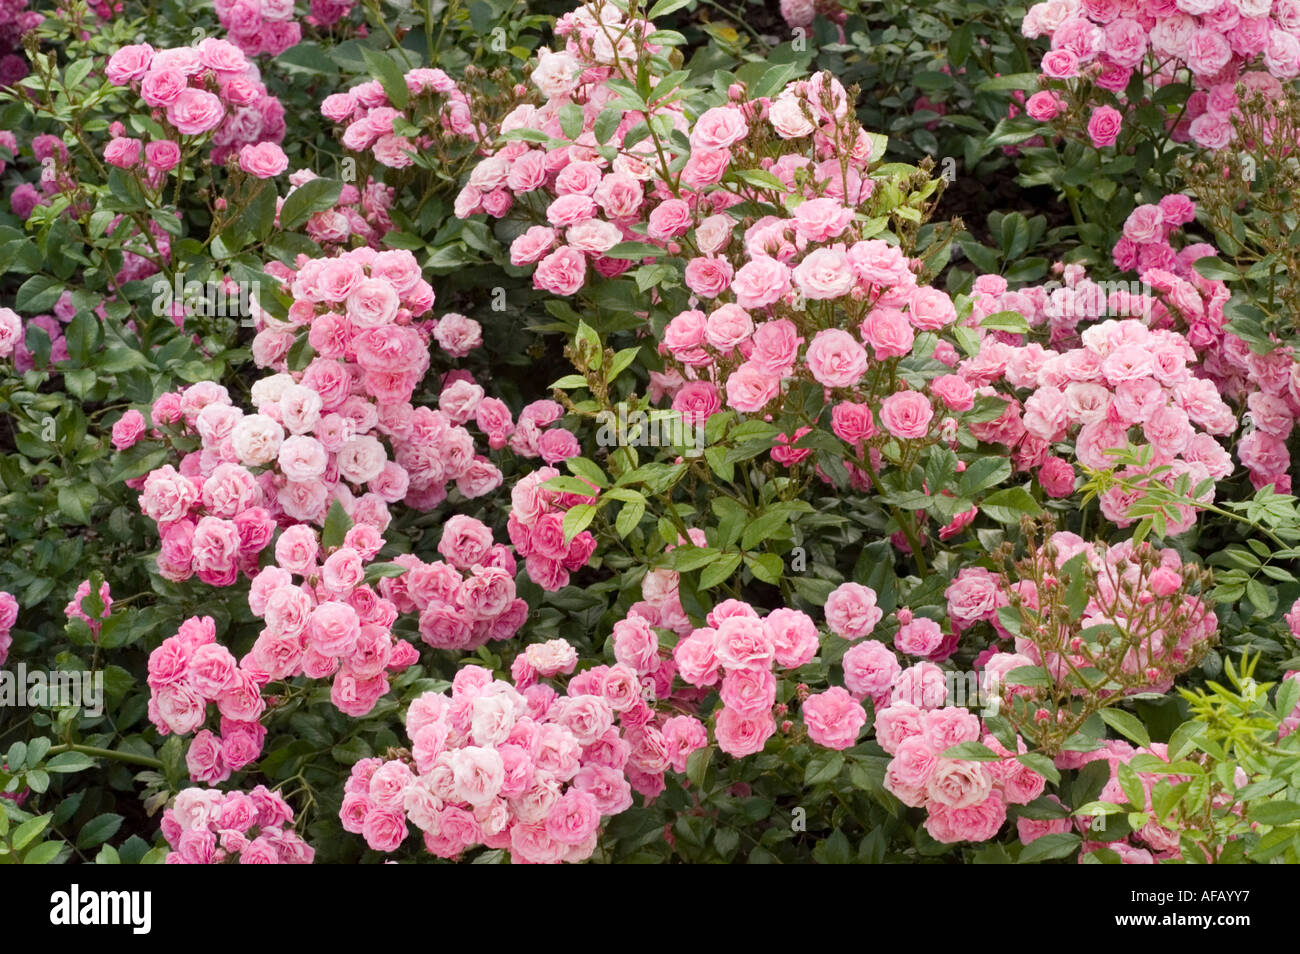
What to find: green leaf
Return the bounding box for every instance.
[698,552,743,589]
[321,499,353,549]
[279,178,344,231]
[562,504,597,543]
[360,46,409,109]
[45,751,96,773]
[1016,752,1060,785]
[1191,256,1237,282]
[1249,800,1300,826]
[23,841,64,864]
[976,72,1041,92]
[685,745,713,787]
[648,0,692,17]
[1017,832,1081,863]
[959,457,1012,497]
[804,751,845,786]
[940,741,1001,761]
[979,487,1042,523]
[363,562,409,584]
[1099,708,1151,749]
[980,310,1031,334]
[76,813,124,850]
[604,241,663,261]
[11,813,51,851]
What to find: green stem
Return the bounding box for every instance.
[46,744,163,770]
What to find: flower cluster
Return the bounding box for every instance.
[1108,200,1300,496]
[879,698,1045,844]
[978,531,1219,703]
[285,168,395,249]
[669,598,825,756]
[438,379,578,462]
[959,310,1234,531]
[340,658,651,863]
[135,247,499,583]
[104,38,286,167]
[377,515,529,651]
[0,0,39,86]
[161,785,314,863]
[255,247,503,510]
[1022,0,1300,150]
[146,616,267,776]
[138,381,278,586]
[0,590,16,664]
[64,578,112,636]
[778,0,847,32]
[322,66,481,169]
[1053,740,1185,862]
[214,0,308,58]
[507,466,598,591]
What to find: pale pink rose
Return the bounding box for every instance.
[724,362,780,413]
[238,142,288,178]
[1086,105,1122,147]
[533,246,587,296]
[825,582,883,640]
[879,390,933,439]
[690,106,749,150]
[714,708,776,757]
[792,198,853,242]
[793,247,855,299]
[861,306,914,359]
[704,303,753,352]
[167,88,225,135]
[105,44,155,85]
[647,198,692,240]
[322,547,364,595]
[806,328,867,388]
[802,686,867,749]
[732,256,791,310]
[684,257,733,298]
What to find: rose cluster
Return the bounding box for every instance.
[339,658,655,863]
[255,246,503,510]
[507,465,598,591]
[0,590,17,664]
[377,514,529,651]
[321,66,481,169]
[103,38,286,167]
[213,0,307,58]
[975,531,1219,698]
[879,698,1046,844]
[0,0,39,86]
[667,597,828,756]
[438,379,580,463]
[160,785,314,863]
[1051,740,1187,862]
[959,311,1233,531]
[285,168,395,249]
[1022,0,1300,150]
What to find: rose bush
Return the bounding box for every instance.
[0,0,1298,866]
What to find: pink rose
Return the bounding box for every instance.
[111,409,147,449]
[825,582,883,640]
[879,390,933,439]
[802,686,867,749]
[167,88,226,136]
[1086,105,1122,148]
[806,329,867,389]
[239,142,289,178]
